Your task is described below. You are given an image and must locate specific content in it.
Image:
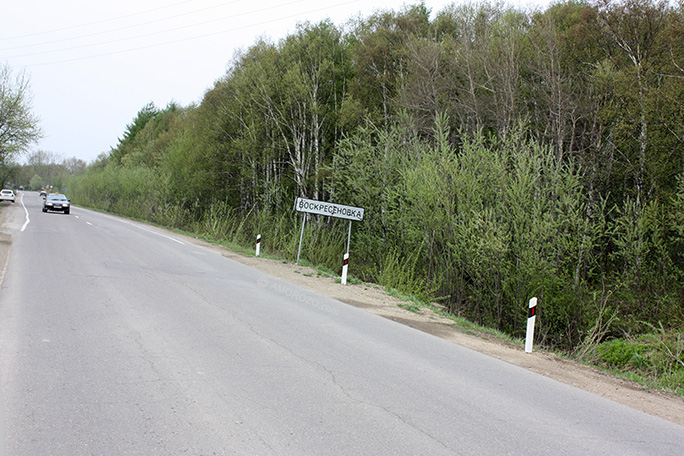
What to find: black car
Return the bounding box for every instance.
[43,193,70,214]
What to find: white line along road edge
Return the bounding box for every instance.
[117,218,185,245]
[20,193,30,232]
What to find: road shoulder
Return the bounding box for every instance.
[0,201,19,286]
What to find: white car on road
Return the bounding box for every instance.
[0,189,15,203]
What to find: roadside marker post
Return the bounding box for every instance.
[341,253,349,285]
[256,234,261,256]
[525,297,537,353]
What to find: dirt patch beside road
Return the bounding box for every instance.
[2,200,683,426]
[0,199,21,286]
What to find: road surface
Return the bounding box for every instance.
[1,192,682,455]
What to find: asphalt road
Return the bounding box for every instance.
[1,192,682,455]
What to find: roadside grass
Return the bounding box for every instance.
[587,328,684,398]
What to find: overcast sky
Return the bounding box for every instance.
[2,0,549,164]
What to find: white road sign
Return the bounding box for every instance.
[294,197,364,221]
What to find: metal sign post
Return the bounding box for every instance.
[294,198,365,284]
[296,214,307,264]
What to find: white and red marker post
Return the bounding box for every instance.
[341,253,349,285]
[256,234,261,256]
[525,297,537,353]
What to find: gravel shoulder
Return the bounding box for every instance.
[2,199,683,426]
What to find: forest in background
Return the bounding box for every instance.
[48,0,684,378]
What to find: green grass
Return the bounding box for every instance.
[589,329,684,398]
[398,302,422,313]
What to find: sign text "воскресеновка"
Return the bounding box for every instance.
[294,197,364,221]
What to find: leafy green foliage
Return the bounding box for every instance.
[595,327,684,396]
[0,64,42,164]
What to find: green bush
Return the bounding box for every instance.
[595,329,684,396]
[596,339,649,370]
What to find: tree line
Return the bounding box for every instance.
[65,0,684,352]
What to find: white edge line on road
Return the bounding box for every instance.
[20,193,30,232]
[118,219,185,245]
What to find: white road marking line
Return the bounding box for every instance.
[20,193,30,232]
[118,219,185,245]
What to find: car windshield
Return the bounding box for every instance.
[48,195,68,201]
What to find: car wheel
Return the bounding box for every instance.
[64,209,70,215]
[42,207,47,212]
